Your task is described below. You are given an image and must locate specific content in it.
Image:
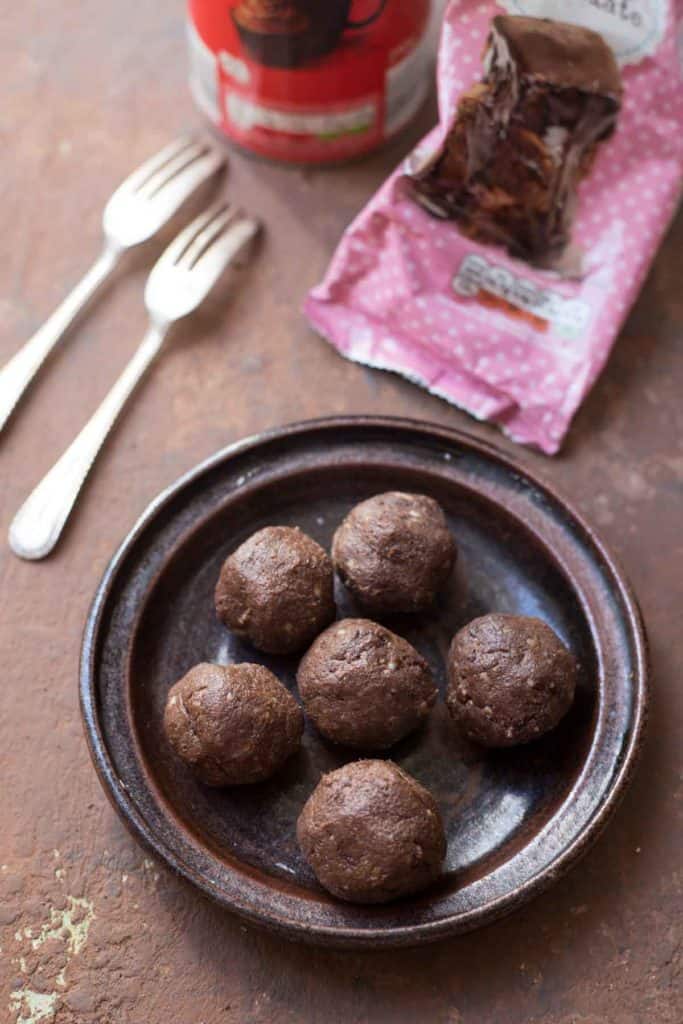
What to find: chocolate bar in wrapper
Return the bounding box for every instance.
[411,17,623,267]
[305,2,683,454]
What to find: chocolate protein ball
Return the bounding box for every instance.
[297,760,446,904]
[297,619,437,749]
[164,663,303,786]
[332,493,457,616]
[215,526,335,654]
[446,614,577,747]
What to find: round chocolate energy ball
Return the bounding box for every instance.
[332,492,456,616]
[215,526,335,654]
[164,663,304,785]
[297,760,446,904]
[297,619,437,749]
[446,614,577,747]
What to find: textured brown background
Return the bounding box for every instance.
[1,2,681,1022]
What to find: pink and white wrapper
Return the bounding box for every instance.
[305,0,683,454]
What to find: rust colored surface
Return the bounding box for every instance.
[0,2,681,1022]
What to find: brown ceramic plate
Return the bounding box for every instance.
[80,417,647,948]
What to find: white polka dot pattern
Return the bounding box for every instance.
[305,1,683,455]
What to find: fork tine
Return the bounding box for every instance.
[188,215,261,293]
[154,199,232,270]
[137,141,208,197]
[116,136,198,196]
[179,206,241,269]
[145,212,261,320]
[142,148,226,215]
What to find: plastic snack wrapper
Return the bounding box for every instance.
[304,0,683,454]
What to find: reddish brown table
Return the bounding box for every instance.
[1,4,681,1022]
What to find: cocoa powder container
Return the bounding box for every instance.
[187,0,433,164]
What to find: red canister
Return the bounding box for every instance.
[188,1,433,164]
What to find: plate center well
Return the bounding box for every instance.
[128,467,597,889]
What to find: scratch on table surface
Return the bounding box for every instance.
[30,896,94,957]
[9,989,58,1024]
[8,895,95,1023]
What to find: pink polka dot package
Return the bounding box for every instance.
[304,1,683,454]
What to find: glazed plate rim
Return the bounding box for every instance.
[80,416,648,948]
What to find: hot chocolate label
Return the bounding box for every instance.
[498,0,669,65]
[188,1,432,163]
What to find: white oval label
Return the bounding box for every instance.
[498,0,669,66]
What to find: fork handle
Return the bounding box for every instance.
[9,322,168,561]
[0,244,121,433]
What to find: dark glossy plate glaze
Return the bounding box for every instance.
[80,418,647,948]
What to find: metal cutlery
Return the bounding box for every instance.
[0,137,224,433]
[9,201,260,561]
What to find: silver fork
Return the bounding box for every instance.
[0,137,224,433]
[9,201,260,561]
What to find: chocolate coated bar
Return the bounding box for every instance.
[411,16,622,267]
